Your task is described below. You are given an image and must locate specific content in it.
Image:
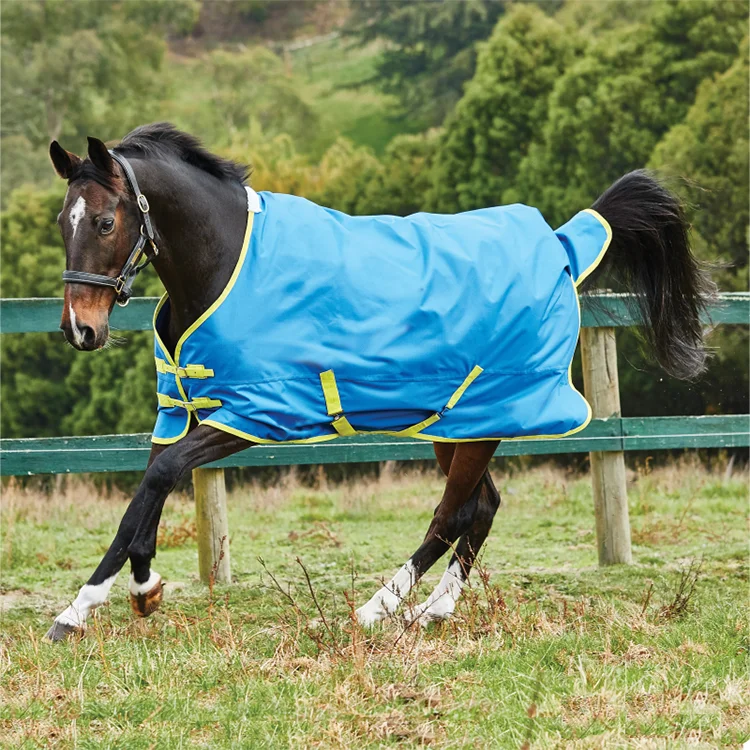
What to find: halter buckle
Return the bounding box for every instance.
[137,194,150,213]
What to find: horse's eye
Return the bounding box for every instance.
[100,218,115,236]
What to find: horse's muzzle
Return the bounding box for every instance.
[60,319,109,351]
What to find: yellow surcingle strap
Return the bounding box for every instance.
[155,358,214,379]
[394,365,484,437]
[157,393,222,412]
[445,365,483,410]
[319,370,357,436]
[319,370,343,416]
[331,415,357,436]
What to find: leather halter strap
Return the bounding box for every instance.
[61,150,159,307]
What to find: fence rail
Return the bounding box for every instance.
[1,415,747,477]
[2,293,748,334]
[2,293,748,575]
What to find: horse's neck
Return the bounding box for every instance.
[134,159,248,352]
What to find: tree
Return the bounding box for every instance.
[357,130,441,216]
[513,0,748,226]
[1,0,198,146]
[650,42,749,289]
[202,47,319,147]
[427,4,577,213]
[345,0,509,126]
[647,42,749,417]
[0,0,198,202]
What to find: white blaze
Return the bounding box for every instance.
[69,196,86,238]
[69,304,84,347]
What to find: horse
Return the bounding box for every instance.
[44,123,713,641]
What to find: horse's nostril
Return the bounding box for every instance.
[80,325,96,348]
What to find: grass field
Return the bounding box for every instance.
[1,459,748,748]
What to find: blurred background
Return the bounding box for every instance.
[1,0,747,449]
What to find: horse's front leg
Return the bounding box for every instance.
[356,441,498,627]
[46,425,251,641]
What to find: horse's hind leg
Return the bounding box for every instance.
[408,472,501,625]
[46,426,250,641]
[355,441,497,627]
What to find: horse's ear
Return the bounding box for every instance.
[87,136,115,176]
[49,141,82,180]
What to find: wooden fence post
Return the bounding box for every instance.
[580,326,632,565]
[193,467,231,584]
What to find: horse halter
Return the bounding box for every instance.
[61,151,159,307]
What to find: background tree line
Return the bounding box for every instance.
[1,0,747,441]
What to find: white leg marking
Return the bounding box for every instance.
[69,195,86,238]
[128,569,161,596]
[408,559,466,626]
[356,561,417,627]
[54,574,118,629]
[69,304,84,348]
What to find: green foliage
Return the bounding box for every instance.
[1,0,198,145]
[650,42,749,288]
[0,0,199,204]
[345,0,509,125]
[356,131,442,216]
[201,46,319,146]
[514,0,748,225]
[428,4,577,212]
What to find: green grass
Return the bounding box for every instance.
[1,460,748,748]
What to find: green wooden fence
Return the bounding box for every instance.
[1,293,748,477]
[2,292,748,575]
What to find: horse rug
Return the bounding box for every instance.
[151,188,611,445]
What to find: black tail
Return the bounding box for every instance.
[583,170,716,380]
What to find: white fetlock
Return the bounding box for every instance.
[408,560,465,627]
[128,570,162,596]
[418,596,457,626]
[356,561,417,627]
[128,570,163,618]
[46,575,118,641]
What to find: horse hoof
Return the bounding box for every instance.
[45,620,84,643]
[129,575,163,618]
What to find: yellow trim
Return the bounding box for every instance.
[199,418,342,445]
[174,213,254,366]
[576,209,612,287]
[319,370,343,416]
[151,434,185,445]
[392,412,442,437]
[151,210,254,445]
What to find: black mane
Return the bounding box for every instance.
[117,123,250,183]
[70,123,250,187]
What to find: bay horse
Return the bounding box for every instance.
[45,124,712,641]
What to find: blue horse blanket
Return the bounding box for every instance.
[152,189,611,445]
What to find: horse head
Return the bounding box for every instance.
[50,137,144,350]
